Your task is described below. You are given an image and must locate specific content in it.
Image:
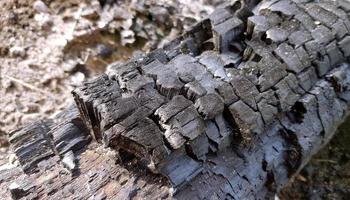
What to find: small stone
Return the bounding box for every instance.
[62,151,76,171]
[33,1,49,13]
[71,72,85,85]
[34,13,53,30]
[96,44,113,58]
[9,46,26,58]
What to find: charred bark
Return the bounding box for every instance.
[2,0,350,199]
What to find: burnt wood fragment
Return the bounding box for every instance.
[4,0,350,199]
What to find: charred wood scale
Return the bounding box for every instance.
[3,0,350,199]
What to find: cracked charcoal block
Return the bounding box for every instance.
[266,27,289,43]
[338,36,350,57]
[297,67,318,91]
[49,122,90,156]
[164,129,186,149]
[331,20,348,40]
[184,81,207,101]
[124,74,154,93]
[9,120,54,173]
[215,82,239,105]
[284,73,305,95]
[214,115,234,150]
[228,100,264,137]
[339,0,350,11]
[304,40,326,60]
[305,4,338,27]
[258,100,278,124]
[185,19,212,40]
[288,30,312,48]
[166,106,206,140]
[156,71,184,99]
[275,77,300,111]
[72,75,122,139]
[309,81,347,138]
[295,46,311,69]
[155,95,192,123]
[106,61,137,78]
[247,15,270,37]
[107,117,166,165]
[260,90,278,106]
[230,75,260,110]
[141,59,167,79]
[294,10,316,32]
[205,121,221,150]
[7,1,350,199]
[97,96,138,133]
[209,7,233,26]
[158,103,205,143]
[146,49,169,64]
[213,16,244,52]
[313,55,331,77]
[197,72,223,93]
[311,25,334,45]
[160,151,202,187]
[188,133,209,160]
[326,41,345,66]
[194,93,224,120]
[279,17,301,34]
[199,51,228,80]
[274,43,305,73]
[258,59,287,92]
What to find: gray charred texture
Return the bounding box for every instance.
[3,0,350,199]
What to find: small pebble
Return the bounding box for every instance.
[33,0,49,13]
[62,151,76,171]
[71,72,85,85]
[9,46,26,58]
[96,44,113,58]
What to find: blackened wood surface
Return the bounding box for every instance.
[3,0,350,199]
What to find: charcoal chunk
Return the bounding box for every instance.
[297,67,318,91]
[228,100,264,138]
[266,27,288,43]
[275,74,301,111]
[230,75,260,110]
[313,55,331,77]
[213,17,243,52]
[311,25,333,45]
[215,82,239,105]
[155,95,192,123]
[326,41,344,66]
[195,93,224,120]
[338,36,350,57]
[274,43,305,73]
[188,133,209,160]
[185,81,207,101]
[288,30,312,47]
[305,4,338,27]
[160,152,202,187]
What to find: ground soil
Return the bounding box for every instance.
[0,1,349,199]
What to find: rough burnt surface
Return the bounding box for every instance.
[3,0,350,199]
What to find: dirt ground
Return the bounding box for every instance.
[0,0,349,199]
